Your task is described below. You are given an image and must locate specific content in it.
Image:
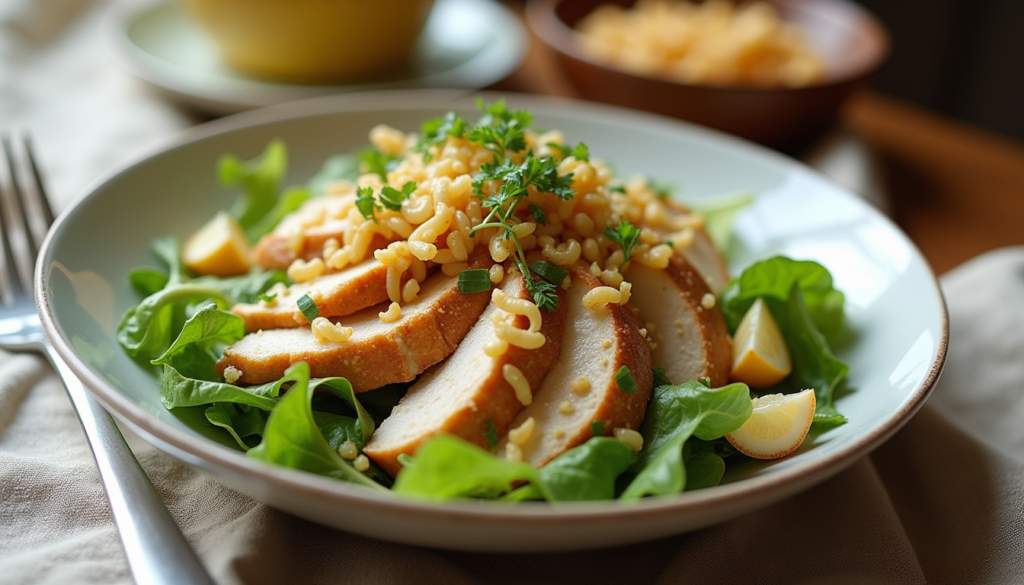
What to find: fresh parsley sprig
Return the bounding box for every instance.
[379,181,417,211]
[360,149,400,181]
[355,186,380,222]
[604,220,642,262]
[416,111,468,162]
[547,141,590,162]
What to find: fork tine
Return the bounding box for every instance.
[0,133,34,297]
[12,132,55,248]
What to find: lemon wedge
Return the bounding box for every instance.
[183,212,252,277]
[726,389,816,459]
[729,297,792,388]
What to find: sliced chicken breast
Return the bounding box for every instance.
[216,271,491,390]
[364,272,568,477]
[498,266,653,468]
[627,253,732,387]
[232,259,421,332]
[681,229,730,295]
[253,195,389,269]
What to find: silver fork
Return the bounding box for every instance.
[0,132,215,585]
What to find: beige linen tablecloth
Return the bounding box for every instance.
[2,1,1023,583]
[3,247,1024,585]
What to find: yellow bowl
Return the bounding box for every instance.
[183,0,436,83]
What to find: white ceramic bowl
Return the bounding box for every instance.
[36,91,947,552]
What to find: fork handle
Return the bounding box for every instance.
[44,344,215,585]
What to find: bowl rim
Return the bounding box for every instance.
[525,0,892,94]
[34,89,946,531]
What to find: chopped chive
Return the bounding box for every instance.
[590,420,604,437]
[297,293,319,322]
[258,292,277,302]
[528,261,569,286]
[485,419,498,453]
[698,377,712,388]
[607,185,626,193]
[458,268,491,293]
[615,365,638,394]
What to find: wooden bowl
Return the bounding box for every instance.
[526,0,889,149]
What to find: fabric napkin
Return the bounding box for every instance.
[2,0,1024,583]
[4,247,1024,585]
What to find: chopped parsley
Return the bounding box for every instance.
[528,204,547,226]
[296,294,319,322]
[360,148,400,181]
[465,99,578,312]
[417,111,468,162]
[379,181,417,211]
[547,141,590,161]
[615,366,638,394]
[485,419,498,452]
[590,420,604,437]
[355,186,379,222]
[604,220,642,262]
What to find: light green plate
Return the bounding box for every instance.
[36,91,947,552]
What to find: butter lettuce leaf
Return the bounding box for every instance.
[620,380,751,499]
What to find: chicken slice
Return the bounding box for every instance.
[681,229,730,295]
[627,253,732,387]
[364,271,568,477]
[498,266,653,468]
[253,194,388,269]
[216,271,491,389]
[232,258,424,332]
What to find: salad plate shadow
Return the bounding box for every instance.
[36,90,947,552]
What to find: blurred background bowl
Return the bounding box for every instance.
[526,0,889,150]
[183,0,436,84]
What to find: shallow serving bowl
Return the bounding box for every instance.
[36,90,945,552]
[527,0,890,150]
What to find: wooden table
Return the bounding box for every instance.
[497,28,1024,276]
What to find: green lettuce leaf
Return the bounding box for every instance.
[534,438,635,501]
[247,363,385,490]
[190,269,290,305]
[620,380,751,499]
[219,139,288,232]
[308,153,360,195]
[160,364,281,411]
[719,257,849,425]
[117,285,230,361]
[205,404,267,450]
[244,186,312,242]
[720,256,845,344]
[686,190,754,253]
[393,435,544,501]
[128,267,169,297]
[683,439,728,491]
[151,304,245,380]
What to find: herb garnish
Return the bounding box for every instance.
[615,365,638,394]
[355,186,379,222]
[417,111,468,162]
[297,294,319,322]
[528,261,569,287]
[528,204,547,226]
[590,420,604,437]
[379,181,417,211]
[257,292,277,303]
[547,141,590,162]
[360,149,399,181]
[457,269,492,294]
[485,419,498,452]
[604,220,642,262]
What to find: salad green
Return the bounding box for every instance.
[115,103,853,503]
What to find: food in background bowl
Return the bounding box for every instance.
[576,0,826,88]
[183,0,436,83]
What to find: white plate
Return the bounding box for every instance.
[36,90,947,552]
[105,0,528,115]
